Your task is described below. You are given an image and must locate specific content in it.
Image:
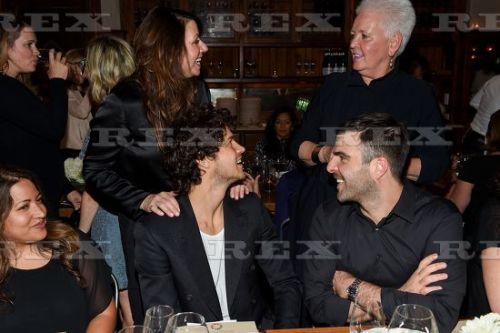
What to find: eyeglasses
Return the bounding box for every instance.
[69,58,87,73]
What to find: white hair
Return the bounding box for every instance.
[356,0,416,57]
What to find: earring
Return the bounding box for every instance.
[389,57,394,69]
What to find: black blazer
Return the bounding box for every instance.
[83,79,170,219]
[134,194,302,329]
[83,79,210,220]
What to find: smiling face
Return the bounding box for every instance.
[6,26,40,77]
[274,112,293,140]
[212,128,246,183]
[2,179,47,246]
[180,20,208,78]
[350,10,399,85]
[326,131,377,203]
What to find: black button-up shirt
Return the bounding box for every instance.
[290,69,449,184]
[302,182,466,333]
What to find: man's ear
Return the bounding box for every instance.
[197,158,210,172]
[370,157,389,180]
[388,31,403,58]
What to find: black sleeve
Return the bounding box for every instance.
[380,203,466,333]
[134,218,181,312]
[301,202,351,326]
[1,78,68,142]
[75,235,114,320]
[289,87,324,160]
[456,157,480,184]
[254,198,302,328]
[83,94,149,219]
[476,199,500,253]
[412,83,449,184]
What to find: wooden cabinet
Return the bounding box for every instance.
[119,0,474,133]
[121,0,352,101]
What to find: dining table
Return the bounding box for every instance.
[266,327,349,333]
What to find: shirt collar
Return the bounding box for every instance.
[347,69,399,87]
[389,180,417,223]
[351,180,417,224]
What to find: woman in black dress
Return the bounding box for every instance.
[0,166,116,333]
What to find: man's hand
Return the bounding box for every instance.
[140,191,180,217]
[399,253,448,295]
[243,172,261,198]
[332,270,356,299]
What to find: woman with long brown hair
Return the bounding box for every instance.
[83,7,210,322]
[0,20,81,218]
[0,166,116,332]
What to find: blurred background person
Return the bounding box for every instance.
[83,7,210,322]
[447,110,500,245]
[255,106,299,171]
[0,166,116,332]
[462,171,500,317]
[462,74,500,154]
[79,35,136,328]
[0,20,81,218]
[60,48,91,160]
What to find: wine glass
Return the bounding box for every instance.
[143,305,174,333]
[118,325,153,333]
[349,300,386,333]
[387,304,438,333]
[165,312,208,333]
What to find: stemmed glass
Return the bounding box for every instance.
[143,305,174,333]
[387,304,438,333]
[349,300,386,333]
[165,312,208,333]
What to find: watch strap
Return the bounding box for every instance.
[347,278,362,302]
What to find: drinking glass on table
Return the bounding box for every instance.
[387,304,438,333]
[166,312,208,333]
[143,305,174,333]
[118,325,153,333]
[349,299,386,333]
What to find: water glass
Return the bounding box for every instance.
[349,300,386,333]
[165,312,208,333]
[387,304,438,333]
[143,305,174,333]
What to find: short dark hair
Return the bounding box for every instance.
[164,105,236,194]
[340,112,410,180]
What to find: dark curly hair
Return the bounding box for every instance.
[164,105,236,195]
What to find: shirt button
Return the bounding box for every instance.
[375,227,379,231]
[186,294,193,301]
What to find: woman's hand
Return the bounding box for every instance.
[140,191,180,217]
[47,49,68,80]
[67,190,82,210]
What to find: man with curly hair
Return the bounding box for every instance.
[134,106,301,329]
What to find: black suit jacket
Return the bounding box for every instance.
[134,194,302,329]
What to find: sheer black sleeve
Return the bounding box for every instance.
[74,234,114,320]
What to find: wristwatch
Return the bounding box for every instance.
[347,278,362,302]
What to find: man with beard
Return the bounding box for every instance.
[302,113,465,333]
[134,106,301,329]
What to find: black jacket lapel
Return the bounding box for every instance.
[179,197,223,320]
